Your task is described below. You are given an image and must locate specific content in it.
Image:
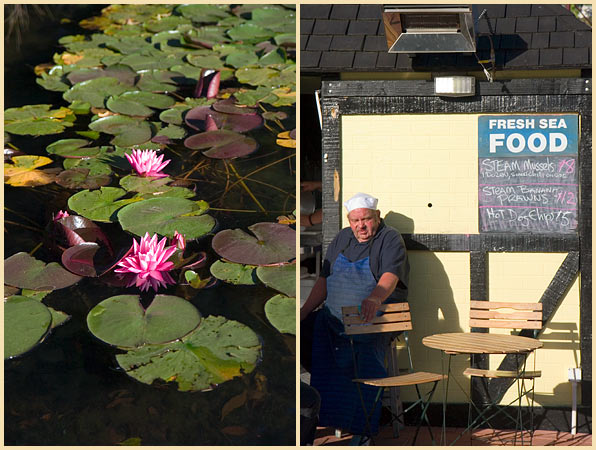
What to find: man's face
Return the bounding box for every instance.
[348,208,381,243]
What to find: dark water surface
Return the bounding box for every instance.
[4,5,296,445]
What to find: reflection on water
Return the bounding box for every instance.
[4,5,296,445]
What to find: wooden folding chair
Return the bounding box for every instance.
[464,301,543,444]
[342,303,446,445]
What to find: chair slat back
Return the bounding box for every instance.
[342,303,413,335]
[469,300,543,330]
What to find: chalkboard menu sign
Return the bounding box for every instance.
[478,114,579,233]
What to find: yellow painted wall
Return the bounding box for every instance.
[341,114,581,407]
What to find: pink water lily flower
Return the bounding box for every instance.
[53,210,70,221]
[126,149,170,178]
[115,232,177,292]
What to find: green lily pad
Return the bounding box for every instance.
[105,36,154,55]
[68,187,140,222]
[4,252,82,291]
[49,307,71,329]
[176,4,231,23]
[63,157,112,176]
[227,23,273,42]
[159,105,191,125]
[210,260,257,285]
[251,6,296,29]
[4,296,52,359]
[5,104,76,136]
[259,48,286,66]
[118,197,215,239]
[153,124,186,142]
[87,294,202,349]
[256,263,296,297]
[115,315,261,391]
[136,69,184,92]
[234,87,279,107]
[63,77,131,108]
[212,223,296,265]
[225,51,259,69]
[184,270,212,289]
[89,115,153,147]
[106,96,154,117]
[264,294,295,335]
[46,139,100,158]
[119,175,195,199]
[36,72,70,92]
[144,15,191,33]
[187,54,225,69]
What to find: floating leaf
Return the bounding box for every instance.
[4,252,82,291]
[209,260,257,285]
[185,106,263,132]
[256,263,296,297]
[136,69,184,92]
[227,23,273,42]
[63,77,131,108]
[36,72,70,92]
[226,51,258,69]
[4,155,57,187]
[183,129,259,158]
[61,242,113,277]
[212,100,257,116]
[48,307,71,329]
[21,289,52,301]
[56,168,112,190]
[89,115,153,147]
[46,139,100,158]
[66,64,137,86]
[118,437,142,446]
[106,96,154,117]
[87,294,202,348]
[177,4,231,23]
[68,187,140,222]
[119,175,195,199]
[264,294,295,335]
[184,270,212,289]
[187,54,225,69]
[63,157,112,176]
[212,223,295,265]
[116,315,261,392]
[276,130,296,148]
[5,104,76,136]
[118,197,215,239]
[4,296,52,359]
[202,137,258,159]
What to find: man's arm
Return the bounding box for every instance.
[360,272,399,322]
[300,276,327,321]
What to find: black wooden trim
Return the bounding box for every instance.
[402,234,579,253]
[470,253,490,406]
[322,78,591,98]
[490,252,580,402]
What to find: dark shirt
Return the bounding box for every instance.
[321,220,409,300]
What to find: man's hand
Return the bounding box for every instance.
[360,297,381,323]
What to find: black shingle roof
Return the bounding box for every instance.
[301,4,591,73]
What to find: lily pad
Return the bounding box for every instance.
[63,157,113,176]
[210,260,257,285]
[118,197,215,239]
[256,263,296,297]
[68,187,141,222]
[89,115,153,147]
[202,137,259,159]
[63,77,131,108]
[227,23,273,42]
[264,294,295,335]
[46,139,100,158]
[4,104,76,136]
[4,296,53,359]
[115,315,261,391]
[56,168,112,190]
[225,51,258,69]
[185,106,263,132]
[106,96,154,117]
[48,307,71,329]
[212,223,295,265]
[176,4,231,23]
[119,175,195,199]
[4,155,58,187]
[87,294,202,348]
[4,252,82,291]
[66,64,137,86]
[187,54,225,69]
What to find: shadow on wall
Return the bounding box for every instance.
[384,211,464,374]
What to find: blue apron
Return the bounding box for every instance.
[310,250,390,435]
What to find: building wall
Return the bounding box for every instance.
[341,114,581,406]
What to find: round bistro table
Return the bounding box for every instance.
[422,332,543,445]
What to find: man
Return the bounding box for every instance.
[300,192,410,443]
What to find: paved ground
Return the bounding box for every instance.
[313,426,592,446]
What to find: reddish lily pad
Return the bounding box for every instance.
[4,252,82,291]
[185,106,263,132]
[202,137,258,159]
[212,223,295,265]
[183,129,243,149]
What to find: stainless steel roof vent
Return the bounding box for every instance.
[383,5,476,53]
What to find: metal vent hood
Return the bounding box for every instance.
[383,5,476,53]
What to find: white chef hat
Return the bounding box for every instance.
[343,192,378,213]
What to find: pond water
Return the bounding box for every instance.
[4,5,296,445]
